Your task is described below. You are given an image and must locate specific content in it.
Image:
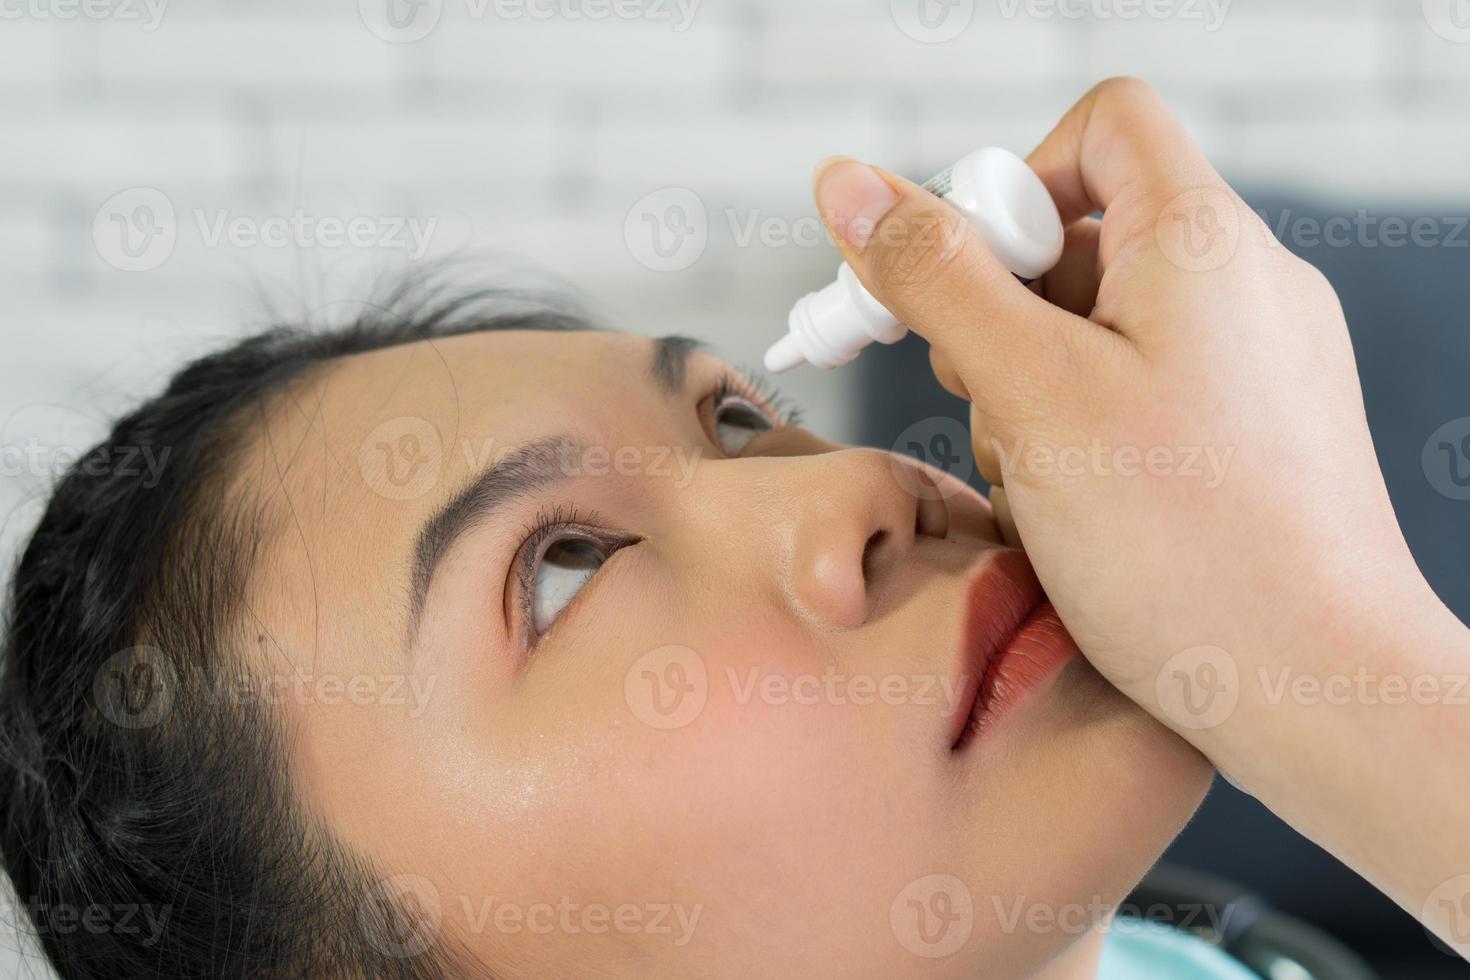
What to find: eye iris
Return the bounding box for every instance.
[714,398,772,454]
[532,538,607,634]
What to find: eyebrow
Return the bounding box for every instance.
[406,435,579,641]
[405,334,705,642]
[648,334,704,396]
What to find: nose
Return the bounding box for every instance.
[698,446,950,631]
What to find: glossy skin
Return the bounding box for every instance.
[231,329,1211,979]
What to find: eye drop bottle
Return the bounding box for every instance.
[763,147,1064,373]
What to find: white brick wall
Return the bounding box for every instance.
[0,4,1468,966]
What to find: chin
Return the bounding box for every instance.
[1052,654,1217,880]
[1060,653,1215,796]
[956,655,1216,938]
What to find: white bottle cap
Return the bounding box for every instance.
[764,146,1063,372]
[945,146,1065,282]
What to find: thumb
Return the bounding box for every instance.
[813,157,1115,420]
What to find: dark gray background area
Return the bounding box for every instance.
[856,190,1470,978]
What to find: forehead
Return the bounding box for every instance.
[332,328,671,432]
[261,328,703,474]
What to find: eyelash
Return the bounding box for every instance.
[512,370,799,646]
[710,367,803,430]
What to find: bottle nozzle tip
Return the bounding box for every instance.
[763,333,805,373]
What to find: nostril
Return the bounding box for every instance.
[861,529,887,583]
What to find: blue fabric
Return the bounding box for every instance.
[1097,917,1258,979]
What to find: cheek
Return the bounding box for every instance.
[543,633,970,970]
[583,624,883,853]
[497,625,940,927]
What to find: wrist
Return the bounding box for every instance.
[1181,573,1462,779]
[1164,573,1470,904]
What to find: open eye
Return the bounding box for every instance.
[712,393,774,455]
[528,533,614,636]
[702,368,801,458]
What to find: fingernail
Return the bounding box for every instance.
[814,158,900,251]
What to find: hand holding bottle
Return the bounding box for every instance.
[810,77,1470,953]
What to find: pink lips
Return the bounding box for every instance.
[949,550,1080,750]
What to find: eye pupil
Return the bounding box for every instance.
[718,403,766,429]
[544,538,604,570]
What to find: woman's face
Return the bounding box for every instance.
[238,329,1211,979]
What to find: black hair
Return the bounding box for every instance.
[0,276,591,978]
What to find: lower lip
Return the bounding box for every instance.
[962,601,1078,742]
